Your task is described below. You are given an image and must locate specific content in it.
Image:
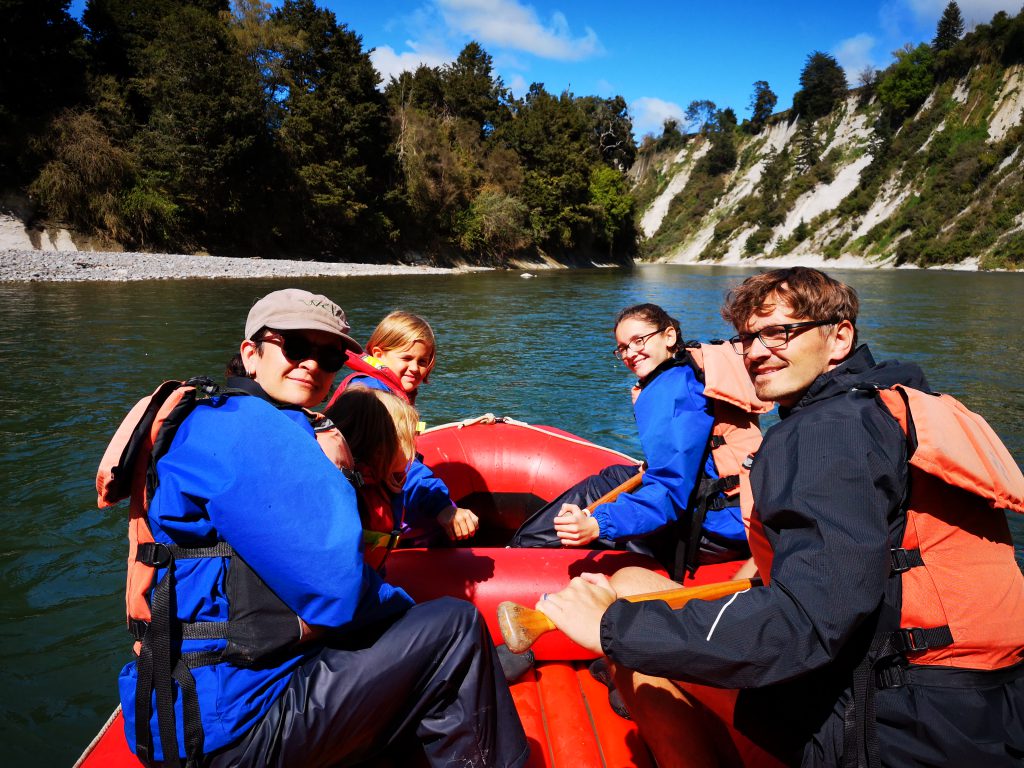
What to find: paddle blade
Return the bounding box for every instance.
[497,600,556,654]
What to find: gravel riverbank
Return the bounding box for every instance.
[0,249,475,282]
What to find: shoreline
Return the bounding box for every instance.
[0,249,481,283]
[0,247,1002,283]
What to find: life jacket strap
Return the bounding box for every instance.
[342,467,365,488]
[889,546,925,574]
[136,541,233,567]
[673,474,741,580]
[130,620,231,643]
[888,625,955,655]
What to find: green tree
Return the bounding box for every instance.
[454,186,530,263]
[441,42,510,136]
[272,0,394,256]
[748,80,778,134]
[794,118,820,173]
[578,95,637,170]
[933,1,965,51]
[0,0,87,184]
[497,84,598,250]
[702,108,738,175]
[877,43,935,116]
[685,99,717,133]
[792,51,848,121]
[588,164,636,256]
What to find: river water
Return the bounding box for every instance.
[1,264,1022,765]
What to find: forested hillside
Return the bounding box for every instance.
[3,2,1023,269]
[1,0,637,265]
[633,3,1024,270]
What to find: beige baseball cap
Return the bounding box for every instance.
[245,288,362,352]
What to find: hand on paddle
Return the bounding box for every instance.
[535,572,618,654]
[438,505,479,540]
[554,504,601,546]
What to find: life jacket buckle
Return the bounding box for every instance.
[889,546,925,574]
[137,541,173,568]
[898,627,928,652]
[875,664,906,689]
[128,618,149,641]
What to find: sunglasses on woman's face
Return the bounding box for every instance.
[260,331,347,372]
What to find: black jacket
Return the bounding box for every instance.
[602,346,1024,765]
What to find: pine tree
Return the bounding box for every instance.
[792,52,848,121]
[748,80,778,134]
[933,2,965,51]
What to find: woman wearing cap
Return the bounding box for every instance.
[115,288,528,768]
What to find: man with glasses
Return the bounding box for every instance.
[536,267,1024,766]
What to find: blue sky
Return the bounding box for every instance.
[69,1,1021,137]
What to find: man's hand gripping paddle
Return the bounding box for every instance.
[498,577,762,654]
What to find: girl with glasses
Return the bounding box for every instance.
[512,302,754,576]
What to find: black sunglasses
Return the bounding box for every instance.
[259,331,347,372]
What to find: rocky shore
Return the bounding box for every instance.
[0,249,470,282]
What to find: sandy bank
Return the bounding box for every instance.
[0,249,481,283]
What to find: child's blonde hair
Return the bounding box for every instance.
[366,311,437,383]
[325,388,419,491]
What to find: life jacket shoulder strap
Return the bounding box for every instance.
[685,341,773,414]
[873,384,1024,514]
[96,377,220,509]
[326,351,410,408]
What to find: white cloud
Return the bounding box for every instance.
[436,0,604,61]
[507,74,529,97]
[370,43,452,85]
[834,34,879,80]
[630,97,687,138]
[904,0,1020,24]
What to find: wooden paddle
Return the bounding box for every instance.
[498,577,762,653]
[583,466,643,511]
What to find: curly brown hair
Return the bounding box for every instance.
[721,267,859,345]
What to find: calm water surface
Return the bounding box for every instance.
[1,265,1022,765]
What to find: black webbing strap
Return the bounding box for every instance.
[135,550,181,767]
[134,541,233,766]
[171,652,222,767]
[674,474,740,581]
[889,546,925,573]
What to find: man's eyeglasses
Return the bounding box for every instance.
[259,331,347,372]
[730,319,839,356]
[613,327,667,359]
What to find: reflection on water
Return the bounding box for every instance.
[0,265,1022,764]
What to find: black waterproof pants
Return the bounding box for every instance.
[509,464,749,573]
[206,597,529,768]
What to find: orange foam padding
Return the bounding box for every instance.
[576,664,656,768]
[536,662,606,768]
[386,548,669,660]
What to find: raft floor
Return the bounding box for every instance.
[76,657,654,767]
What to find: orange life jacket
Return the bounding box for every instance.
[675,342,773,577]
[96,379,355,766]
[745,384,1024,672]
[326,351,410,409]
[348,462,406,573]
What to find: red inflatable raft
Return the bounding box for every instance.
[76,417,742,768]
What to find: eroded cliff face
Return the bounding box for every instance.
[633,63,1024,270]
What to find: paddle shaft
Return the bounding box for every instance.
[584,467,643,511]
[498,577,762,653]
